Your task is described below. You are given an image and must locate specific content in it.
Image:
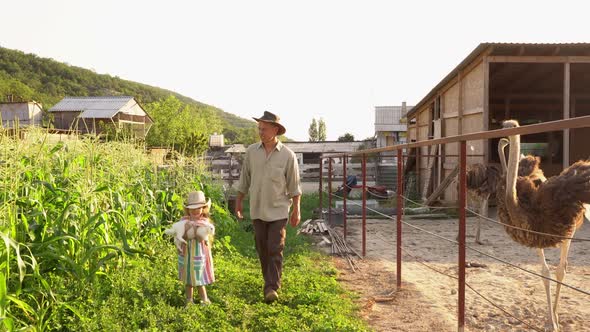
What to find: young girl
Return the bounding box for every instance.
[177,191,215,306]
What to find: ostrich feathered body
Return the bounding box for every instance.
[497,120,590,248]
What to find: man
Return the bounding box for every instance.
[235,111,302,303]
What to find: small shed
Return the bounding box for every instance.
[0,100,43,128]
[224,144,246,154]
[209,133,225,147]
[48,96,153,138]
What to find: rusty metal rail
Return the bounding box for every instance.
[322,115,590,158]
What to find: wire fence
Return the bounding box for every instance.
[397,245,544,332]
[330,189,590,296]
[335,186,590,242]
[318,116,590,331]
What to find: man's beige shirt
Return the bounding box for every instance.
[237,141,302,221]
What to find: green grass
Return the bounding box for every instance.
[0,129,368,331]
[75,240,366,331]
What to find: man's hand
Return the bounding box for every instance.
[289,207,300,227]
[289,195,301,227]
[235,193,244,220]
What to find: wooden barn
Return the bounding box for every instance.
[48,96,153,138]
[406,42,590,203]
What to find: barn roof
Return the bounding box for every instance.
[48,96,153,121]
[49,96,132,112]
[407,42,590,119]
[285,141,365,153]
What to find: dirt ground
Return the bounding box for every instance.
[315,212,590,331]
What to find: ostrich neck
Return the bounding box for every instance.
[506,134,520,206]
[498,141,507,173]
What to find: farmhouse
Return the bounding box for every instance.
[374,102,412,148]
[406,43,590,203]
[48,96,153,138]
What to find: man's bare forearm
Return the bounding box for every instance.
[292,195,300,209]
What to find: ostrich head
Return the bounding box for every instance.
[502,119,520,129]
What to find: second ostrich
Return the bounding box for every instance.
[464,162,501,244]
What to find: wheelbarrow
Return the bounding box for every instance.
[334,175,394,199]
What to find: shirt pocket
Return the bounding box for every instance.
[270,167,286,194]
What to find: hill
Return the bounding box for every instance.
[0,46,255,132]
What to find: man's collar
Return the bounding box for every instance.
[257,139,283,151]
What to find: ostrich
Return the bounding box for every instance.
[462,138,542,244]
[498,119,590,331]
[464,162,501,244]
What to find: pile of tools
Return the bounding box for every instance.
[298,219,362,271]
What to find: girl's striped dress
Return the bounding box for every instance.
[177,219,215,286]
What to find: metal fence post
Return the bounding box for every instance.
[319,157,323,214]
[396,148,404,289]
[342,155,347,239]
[458,141,467,332]
[362,153,367,257]
[328,157,332,225]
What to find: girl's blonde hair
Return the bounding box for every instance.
[183,205,211,219]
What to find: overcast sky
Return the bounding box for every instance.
[1,0,589,140]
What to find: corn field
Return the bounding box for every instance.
[0,128,220,330]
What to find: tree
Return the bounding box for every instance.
[318,118,327,141]
[222,125,239,144]
[144,96,223,155]
[237,126,259,146]
[308,118,318,142]
[338,133,354,142]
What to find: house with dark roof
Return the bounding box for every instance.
[406,42,590,202]
[48,96,153,138]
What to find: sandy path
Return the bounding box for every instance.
[324,214,590,331]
